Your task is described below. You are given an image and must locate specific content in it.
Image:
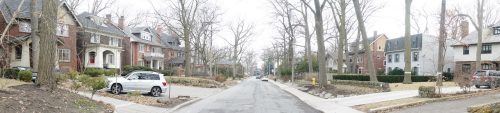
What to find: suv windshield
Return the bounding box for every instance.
[475,71,486,76]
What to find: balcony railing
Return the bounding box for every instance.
[144,52,164,58]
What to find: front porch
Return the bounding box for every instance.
[84,46,121,69]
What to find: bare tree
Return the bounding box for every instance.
[89,0,116,15]
[436,0,446,88]
[403,0,412,84]
[227,20,254,78]
[300,0,329,87]
[31,0,40,75]
[153,0,207,77]
[37,0,58,91]
[352,0,377,81]
[63,0,82,12]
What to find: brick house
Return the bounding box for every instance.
[385,34,454,76]
[76,12,126,70]
[347,33,388,74]
[159,32,184,68]
[0,0,81,72]
[122,27,166,70]
[451,22,500,76]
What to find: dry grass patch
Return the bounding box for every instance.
[390,82,457,91]
[0,78,29,91]
[353,97,432,112]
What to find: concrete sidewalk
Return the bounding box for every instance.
[270,80,363,113]
[78,92,168,113]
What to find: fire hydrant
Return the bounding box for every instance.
[312,77,317,86]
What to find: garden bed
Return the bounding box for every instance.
[98,91,191,108]
[166,76,224,88]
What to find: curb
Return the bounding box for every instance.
[167,97,203,113]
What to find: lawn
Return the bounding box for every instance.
[390,82,457,91]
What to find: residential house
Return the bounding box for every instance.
[385,34,454,75]
[451,22,500,76]
[122,27,166,70]
[159,32,184,68]
[0,0,81,72]
[347,33,388,74]
[76,12,126,70]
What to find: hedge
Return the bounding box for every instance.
[332,80,390,92]
[332,75,436,83]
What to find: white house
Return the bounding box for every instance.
[451,23,500,76]
[385,34,454,76]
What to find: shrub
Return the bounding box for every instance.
[18,70,32,82]
[418,86,439,98]
[55,73,68,84]
[214,75,227,82]
[280,67,292,76]
[84,68,105,77]
[159,69,174,76]
[103,69,116,76]
[332,75,436,83]
[68,70,79,80]
[443,72,453,81]
[3,68,19,79]
[388,68,404,75]
[467,102,500,113]
[81,75,106,99]
[332,80,391,92]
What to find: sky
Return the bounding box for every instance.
[75,0,498,66]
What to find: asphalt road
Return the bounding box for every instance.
[392,92,500,113]
[173,78,322,113]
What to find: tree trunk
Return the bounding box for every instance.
[403,0,413,84]
[31,0,39,73]
[436,0,446,87]
[337,0,347,74]
[301,3,313,73]
[353,30,361,73]
[37,0,58,91]
[474,0,484,72]
[353,0,378,82]
[183,28,192,76]
[312,0,327,87]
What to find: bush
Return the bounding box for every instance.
[3,68,19,79]
[103,69,116,76]
[332,80,391,92]
[280,67,292,76]
[388,68,404,75]
[332,75,436,83]
[84,68,105,77]
[123,65,153,75]
[18,70,32,82]
[166,76,223,88]
[418,86,439,98]
[68,70,79,80]
[443,72,453,81]
[159,69,174,76]
[468,102,500,113]
[214,75,227,82]
[81,75,106,99]
[55,73,68,84]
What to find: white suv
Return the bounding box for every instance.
[106,71,168,97]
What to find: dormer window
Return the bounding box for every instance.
[19,21,31,32]
[494,26,500,35]
[141,32,152,41]
[56,24,69,37]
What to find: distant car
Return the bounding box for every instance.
[256,76,262,79]
[106,71,168,97]
[261,77,269,81]
[472,70,500,88]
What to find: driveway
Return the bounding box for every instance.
[173,78,321,113]
[391,92,500,113]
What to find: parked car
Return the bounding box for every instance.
[472,70,500,88]
[261,77,269,82]
[106,71,168,97]
[12,67,37,83]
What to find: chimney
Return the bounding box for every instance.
[373,31,378,38]
[460,21,469,38]
[105,14,112,23]
[118,16,125,30]
[155,25,163,33]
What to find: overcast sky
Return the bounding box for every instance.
[75,0,499,66]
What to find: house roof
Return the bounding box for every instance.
[77,12,125,37]
[451,25,500,46]
[0,0,81,26]
[123,27,166,48]
[385,34,423,53]
[159,33,182,50]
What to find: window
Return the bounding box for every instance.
[109,38,119,46]
[141,32,152,41]
[58,49,70,62]
[481,44,492,54]
[146,74,160,80]
[139,44,145,52]
[89,52,96,64]
[462,64,471,72]
[153,47,161,53]
[56,24,69,37]
[15,46,22,60]
[388,54,392,63]
[107,54,114,65]
[494,27,500,35]
[463,46,469,55]
[19,21,31,32]
[90,34,100,43]
[482,64,492,70]
[138,60,144,66]
[395,54,400,62]
[413,52,419,61]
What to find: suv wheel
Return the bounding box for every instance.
[111,84,122,95]
[475,85,480,88]
[151,87,161,97]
